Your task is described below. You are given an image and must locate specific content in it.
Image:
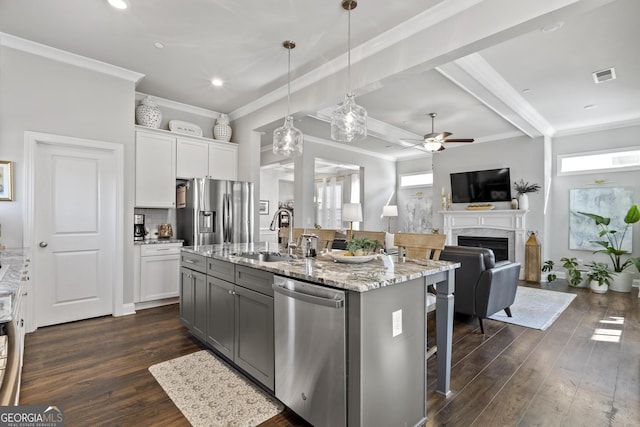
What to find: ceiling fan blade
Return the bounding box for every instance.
[443,138,474,143]
[437,145,446,151]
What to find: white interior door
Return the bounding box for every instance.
[35,142,116,327]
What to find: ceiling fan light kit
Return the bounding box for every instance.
[331,0,368,143]
[273,40,304,158]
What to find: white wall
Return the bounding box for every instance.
[548,125,640,270]
[0,46,138,303]
[432,136,545,246]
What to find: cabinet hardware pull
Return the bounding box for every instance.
[183,259,195,264]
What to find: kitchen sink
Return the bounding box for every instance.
[234,252,295,263]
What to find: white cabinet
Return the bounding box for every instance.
[135,130,176,208]
[177,137,238,180]
[135,243,182,303]
[177,138,209,179]
[208,140,238,180]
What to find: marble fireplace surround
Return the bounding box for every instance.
[441,209,527,279]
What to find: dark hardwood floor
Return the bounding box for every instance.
[20,283,639,426]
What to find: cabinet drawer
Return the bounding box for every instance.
[207,259,235,282]
[236,265,274,297]
[181,252,206,273]
[141,243,182,256]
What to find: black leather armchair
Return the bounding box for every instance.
[439,245,521,334]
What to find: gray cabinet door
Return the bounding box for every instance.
[179,266,195,329]
[192,270,207,340]
[234,285,274,391]
[207,276,235,360]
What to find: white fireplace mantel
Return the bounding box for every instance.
[440,209,527,279]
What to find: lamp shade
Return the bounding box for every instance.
[382,205,398,217]
[342,202,363,222]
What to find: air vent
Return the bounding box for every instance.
[592,68,616,84]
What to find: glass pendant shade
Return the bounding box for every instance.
[273,116,303,157]
[331,0,367,143]
[331,93,367,142]
[273,40,303,158]
[423,139,442,152]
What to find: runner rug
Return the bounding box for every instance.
[488,286,576,330]
[149,350,284,427]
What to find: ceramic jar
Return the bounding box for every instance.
[214,114,232,142]
[136,96,162,128]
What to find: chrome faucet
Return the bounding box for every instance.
[269,208,297,255]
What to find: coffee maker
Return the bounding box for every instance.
[134,214,146,241]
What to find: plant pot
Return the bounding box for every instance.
[518,193,529,210]
[609,271,633,292]
[590,280,608,293]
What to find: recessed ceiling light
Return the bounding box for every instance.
[541,21,564,33]
[154,42,165,49]
[211,78,224,87]
[584,104,598,110]
[107,0,128,10]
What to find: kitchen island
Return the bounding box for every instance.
[181,242,458,427]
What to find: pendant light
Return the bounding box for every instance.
[331,0,367,143]
[273,40,303,157]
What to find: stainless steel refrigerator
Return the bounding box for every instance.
[177,178,254,246]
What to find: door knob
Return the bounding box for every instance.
[39,241,48,248]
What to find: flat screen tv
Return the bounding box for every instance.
[450,168,511,203]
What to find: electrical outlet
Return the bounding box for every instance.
[392,309,402,337]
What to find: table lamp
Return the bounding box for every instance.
[342,203,363,241]
[382,205,398,233]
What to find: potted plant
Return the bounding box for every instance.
[585,261,615,293]
[541,260,556,282]
[579,204,640,292]
[560,257,588,287]
[345,237,378,256]
[513,179,540,210]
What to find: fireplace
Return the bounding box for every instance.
[441,209,527,279]
[458,236,509,261]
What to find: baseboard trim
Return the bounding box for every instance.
[134,298,179,311]
[119,303,136,316]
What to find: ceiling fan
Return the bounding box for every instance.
[405,112,474,152]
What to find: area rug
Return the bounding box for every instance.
[488,286,576,330]
[149,350,284,427]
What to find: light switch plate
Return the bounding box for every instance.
[392,309,402,337]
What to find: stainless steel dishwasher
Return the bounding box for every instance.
[273,275,346,427]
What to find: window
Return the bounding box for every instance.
[558,147,640,175]
[400,172,433,188]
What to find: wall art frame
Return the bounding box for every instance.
[568,187,634,251]
[0,161,14,201]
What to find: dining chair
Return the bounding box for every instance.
[393,232,446,359]
[393,232,446,261]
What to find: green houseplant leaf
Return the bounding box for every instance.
[579,204,640,273]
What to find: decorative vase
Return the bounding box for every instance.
[214,113,232,141]
[135,96,162,128]
[590,280,608,294]
[609,271,633,292]
[511,198,518,209]
[519,193,529,210]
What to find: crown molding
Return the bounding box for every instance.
[0,32,144,83]
[229,0,482,121]
[304,135,397,162]
[135,92,220,119]
[553,113,640,137]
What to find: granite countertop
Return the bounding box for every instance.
[135,239,184,245]
[182,243,459,293]
[0,249,29,323]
